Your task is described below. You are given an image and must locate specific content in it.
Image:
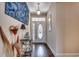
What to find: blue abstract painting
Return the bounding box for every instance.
[5,2,29,25]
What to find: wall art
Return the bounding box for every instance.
[5,2,29,25]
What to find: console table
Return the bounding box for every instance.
[20,38,32,57]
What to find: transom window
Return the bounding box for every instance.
[32,18,45,21]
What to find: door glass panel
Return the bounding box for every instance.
[38,24,43,39]
[32,23,35,41]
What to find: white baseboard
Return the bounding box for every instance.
[56,53,79,57]
[63,53,79,57]
[46,43,79,57]
[47,42,64,57]
[47,43,56,56]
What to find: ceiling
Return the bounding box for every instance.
[27,2,52,13]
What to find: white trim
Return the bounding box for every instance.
[51,52,79,57]
[55,53,64,57]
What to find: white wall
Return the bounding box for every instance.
[0,2,30,44]
[0,2,30,56]
[47,3,65,56]
[0,3,30,57]
[47,3,57,56]
[0,33,6,56]
[55,3,65,56]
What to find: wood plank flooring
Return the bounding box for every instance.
[22,43,54,57]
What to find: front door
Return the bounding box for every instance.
[31,17,46,43]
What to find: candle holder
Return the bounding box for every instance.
[20,24,26,39]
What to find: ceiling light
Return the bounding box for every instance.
[37,3,41,15]
[37,10,41,15]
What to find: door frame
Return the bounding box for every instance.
[30,13,47,43]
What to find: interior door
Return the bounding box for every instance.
[31,17,46,43]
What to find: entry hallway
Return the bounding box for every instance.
[1,2,79,57]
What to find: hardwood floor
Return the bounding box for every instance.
[22,43,54,57]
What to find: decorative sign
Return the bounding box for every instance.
[5,2,29,25]
[48,15,52,32]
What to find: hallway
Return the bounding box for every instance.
[1,2,79,57]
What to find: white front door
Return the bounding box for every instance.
[31,17,46,43]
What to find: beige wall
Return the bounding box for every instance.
[47,2,79,56]
[63,3,79,56]
[56,3,79,56]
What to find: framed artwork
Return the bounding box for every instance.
[5,2,29,25]
[48,15,52,32]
